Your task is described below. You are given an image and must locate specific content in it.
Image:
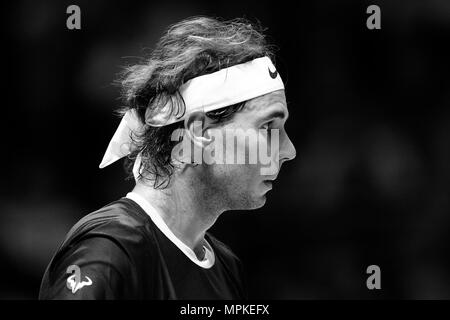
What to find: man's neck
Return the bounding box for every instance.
[132,176,222,258]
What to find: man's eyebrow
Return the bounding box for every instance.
[259,109,288,123]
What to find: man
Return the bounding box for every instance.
[39,16,296,300]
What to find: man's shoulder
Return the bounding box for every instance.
[64,197,153,246]
[40,198,156,299]
[80,197,149,229]
[48,197,157,271]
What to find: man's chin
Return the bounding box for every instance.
[253,199,267,210]
[240,194,267,211]
[227,190,268,211]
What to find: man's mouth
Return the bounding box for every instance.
[263,180,273,188]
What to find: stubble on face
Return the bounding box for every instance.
[200,90,287,211]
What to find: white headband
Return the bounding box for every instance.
[99,56,284,169]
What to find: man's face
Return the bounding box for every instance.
[201,89,296,210]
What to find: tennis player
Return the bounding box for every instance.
[39,16,296,300]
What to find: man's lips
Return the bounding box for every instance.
[263,180,273,188]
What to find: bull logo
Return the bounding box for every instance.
[66,265,93,294]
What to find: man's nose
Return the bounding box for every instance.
[279,134,296,163]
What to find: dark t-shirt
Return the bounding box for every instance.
[39,197,247,300]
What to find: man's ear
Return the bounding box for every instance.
[183,110,214,149]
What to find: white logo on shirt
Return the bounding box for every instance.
[66,265,93,293]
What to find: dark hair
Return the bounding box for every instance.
[117,16,276,188]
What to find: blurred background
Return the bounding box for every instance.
[2,0,450,299]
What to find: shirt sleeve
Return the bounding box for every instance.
[39,236,135,300]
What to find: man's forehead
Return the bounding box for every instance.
[243,90,287,114]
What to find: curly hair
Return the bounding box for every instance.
[117,16,276,188]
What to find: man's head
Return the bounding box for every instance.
[183,89,296,210]
[112,16,295,210]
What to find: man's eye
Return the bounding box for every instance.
[261,123,271,130]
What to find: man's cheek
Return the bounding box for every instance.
[259,129,279,176]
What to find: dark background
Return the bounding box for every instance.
[2,0,449,299]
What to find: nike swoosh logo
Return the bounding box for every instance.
[268,67,278,79]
